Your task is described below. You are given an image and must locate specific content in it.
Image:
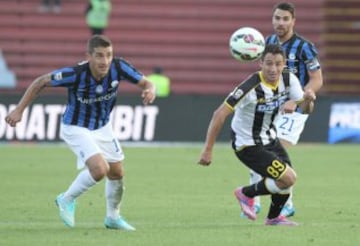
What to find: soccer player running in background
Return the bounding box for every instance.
[198,44,316,226]
[248,2,323,218]
[5,35,156,230]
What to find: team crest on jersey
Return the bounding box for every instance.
[95,85,104,94]
[232,88,244,99]
[111,80,119,88]
[288,53,296,60]
[54,72,62,81]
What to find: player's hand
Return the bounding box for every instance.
[303,89,316,102]
[198,150,212,166]
[5,109,22,127]
[280,100,297,114]
[142,88,156,105]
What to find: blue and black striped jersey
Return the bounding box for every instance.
[50,57,143,130]
[266,33,320,87]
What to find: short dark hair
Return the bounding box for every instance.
[273,2,296,18]
[87,35,112,54]
[261,44,286,60]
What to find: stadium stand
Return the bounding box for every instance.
[0,0,335,95]
[322,0,360,95]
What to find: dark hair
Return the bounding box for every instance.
[87,35,112,54]
[261,44,286,60]
[273,2,296,18]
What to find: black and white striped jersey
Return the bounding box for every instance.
[225,71,303,149]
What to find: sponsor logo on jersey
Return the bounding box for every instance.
[257,102,280,112]
[256,92,288,113]
[77,91,116,104]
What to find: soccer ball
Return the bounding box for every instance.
[229,27,265,62]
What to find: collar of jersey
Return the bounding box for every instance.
[276,32,297,45]
[259,72,279,90]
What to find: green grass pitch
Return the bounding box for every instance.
[0,143,359,246]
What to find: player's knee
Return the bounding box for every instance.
[91,164,110,181]
[287,168,297,185]
[107,161,124,179]
[277,168,297,188]
[108,170,123,180]
[87,156,110,181]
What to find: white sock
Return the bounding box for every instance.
[63,169,97,202]
[285,192,293,207]
[105,178,124,219]
[250,170,262,205]
[264,178,282,193]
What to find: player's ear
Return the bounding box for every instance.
[259,59,264,68]
[86,52,92,61]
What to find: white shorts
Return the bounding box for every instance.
[275,112,309,145]
[60,122,124,169]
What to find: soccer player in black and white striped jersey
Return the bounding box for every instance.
[249,2,323,218]
[198,44,316,226]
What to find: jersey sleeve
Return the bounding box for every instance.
[288,72,304,102]
[225,86,245,110]
[50,67,77,87]
[225,74,259,110]
[117,58,143,84]
[301,42,321,71]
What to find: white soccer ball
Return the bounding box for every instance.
[229,27,265,62]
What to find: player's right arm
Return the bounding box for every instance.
[198,74,257,166]
[5,73,52,127]
[198,103,233,166]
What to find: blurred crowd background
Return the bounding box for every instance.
[1,0,359,96]
[1,0,359,144]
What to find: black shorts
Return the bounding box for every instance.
[233,139,292,180]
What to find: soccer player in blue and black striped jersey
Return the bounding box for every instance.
[5,35,156,230]
[249,2,323,218]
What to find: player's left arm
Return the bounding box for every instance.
[283,90,315,114]
[302,43,323,93]
[304,67,323,93]
[137,76,156,105]
[297,88,316,114]
[301,64,321,113]
[285,73,316,114]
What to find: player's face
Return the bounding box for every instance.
[272,9,295,41]
[260,53,285,83]
[88,46,113,79]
